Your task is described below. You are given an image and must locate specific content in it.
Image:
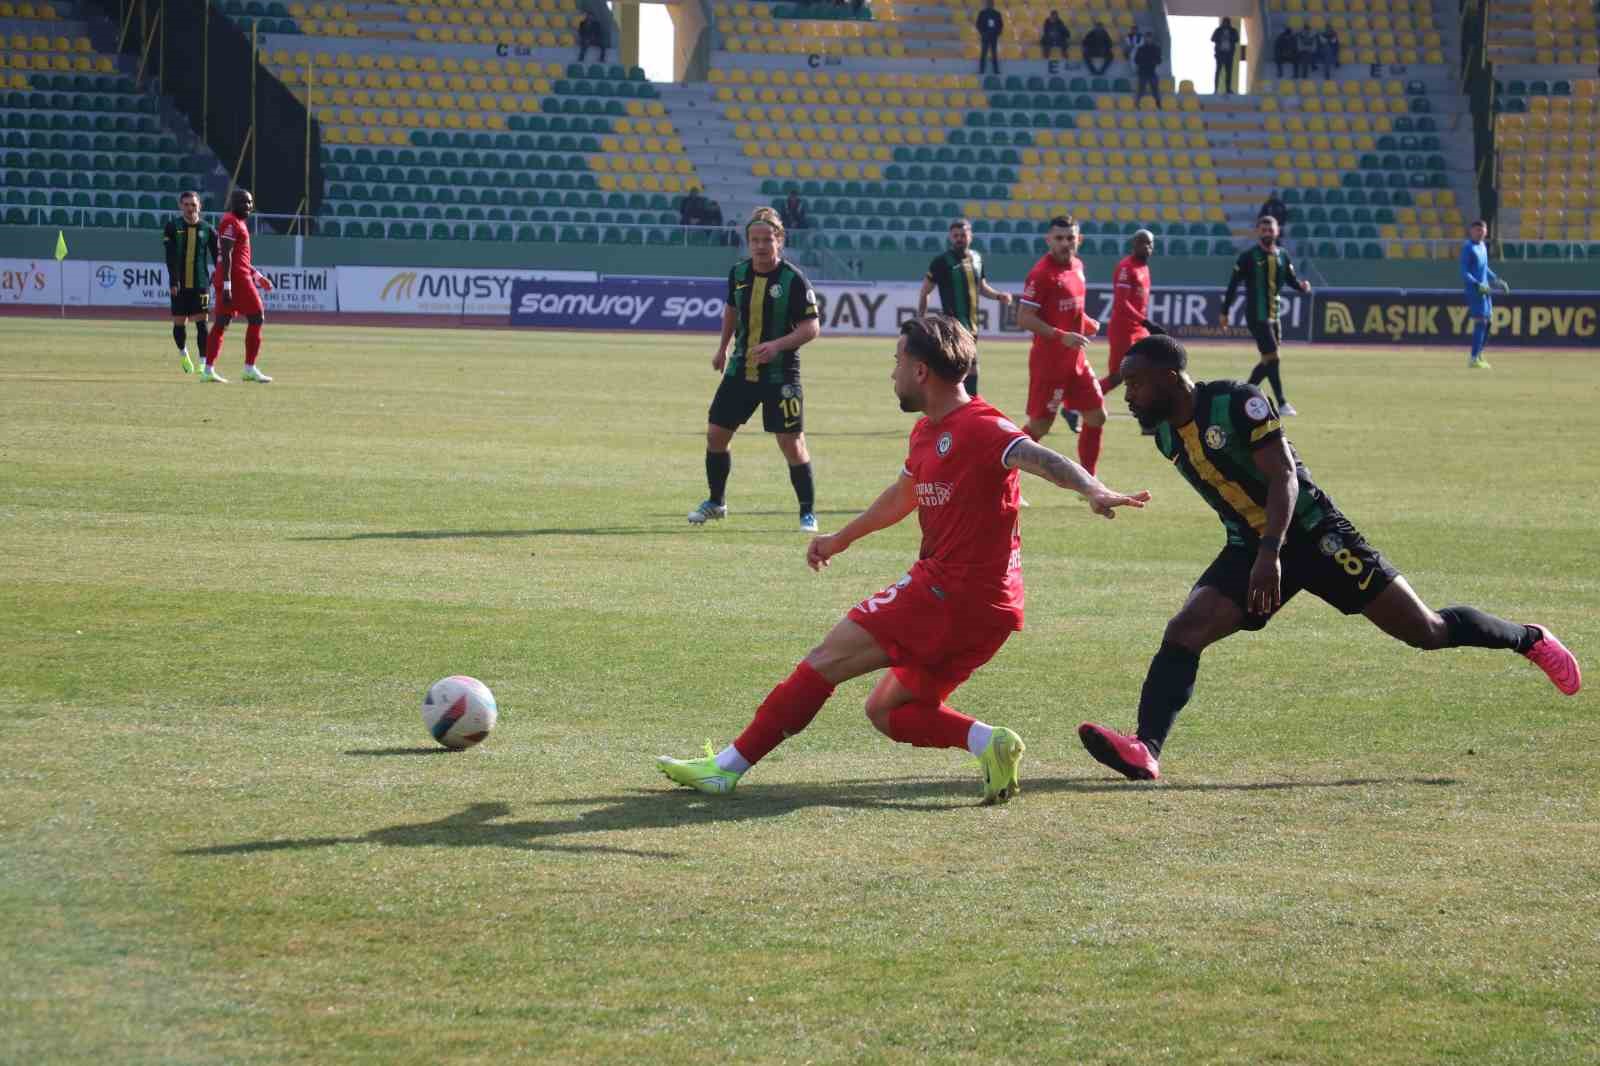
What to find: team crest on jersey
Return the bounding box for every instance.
[1244,395,1272,421]
[781,384,798,399]
[1204,425,1228,450]
[936,431,953,456]
[769,284,782,301]
[1319,532,1343,556]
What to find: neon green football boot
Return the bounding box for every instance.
[977,727,1025,805]
[656,743,741,795]
[180,351,195,374]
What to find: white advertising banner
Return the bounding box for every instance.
[84,261,338,311]
[812,281,1014,337]
[338,266,595,315]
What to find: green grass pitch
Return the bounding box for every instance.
[1,318,1596,1064]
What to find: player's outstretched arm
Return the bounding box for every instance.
[978,280,1013,305]
[807,474,918,571]
[1004,438,1151,518]
[917,275,935,315]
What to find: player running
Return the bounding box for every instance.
[916,217,1014,397]
[162,190,219,375]
[1222,215,1310,416]
[1016,215,1105,474]
[201,187,275,383]
[1098,229,1154,397]
[1077,332,1581,782]
[658,315,1151,803]
[1461,218,1510,370]
[689,207,822,532]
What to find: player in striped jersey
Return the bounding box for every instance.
[916,218,1013,397]
[161,191,219,374]
[1222,216,1310,416]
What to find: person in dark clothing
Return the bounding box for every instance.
[784,190,808,230]
[1134,37,1163,109]
[1316,26,1340,76]
[1082,22,1113,76]
[680,187,708,227]
[1260,191,1288,235]
[1294,26,1316,79]
[976,0,1004,75]
[1274,26,1296,79]
[577,12,608,63]
[1211,17,1239,94]
[1041,10,1069,60]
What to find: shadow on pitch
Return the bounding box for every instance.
[343,746,456,757]
[175,775,1456,863]
[292,527,702,541]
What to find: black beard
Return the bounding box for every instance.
[898,394,919,413]
[1130,404,1166,432]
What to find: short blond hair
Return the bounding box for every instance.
[746,206,786,243]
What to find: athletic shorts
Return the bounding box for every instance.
[214,277,264,318]
[169,287,209,317]
[707,375,803,434]
[847,570,1019,703]
[1464,288,1492,320]
[1105,325,1149,376]
[1247,318,1282,356]
[1026,346,1103,421]
[1194,515,1400,631]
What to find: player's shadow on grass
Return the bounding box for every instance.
[343,746,456,756]
[293,527,701,541]
[176,775,1456,862]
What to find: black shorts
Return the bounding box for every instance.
[170,287,210,317]
[707,375,804,434]
[1195,515,1400,631]
[1247,317,1282,356]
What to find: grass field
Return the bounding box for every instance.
[2,317,1596,1065]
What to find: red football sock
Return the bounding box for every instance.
[244,322,262,366]
[885,701,975,749]
[732,660,835,765]
[205,322,226,367]
[1078,423,1103,476]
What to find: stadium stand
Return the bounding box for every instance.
[0,9,210,228]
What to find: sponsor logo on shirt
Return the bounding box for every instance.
[1244,395,1272,421]
[916,481,954,507]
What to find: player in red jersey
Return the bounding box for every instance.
[1099,229,1154,397]
[1016,215,1106,474]
[201,188,275,383]
[657,315,1151,804]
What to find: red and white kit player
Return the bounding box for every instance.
[1016,215,1106,475]
[202,187,275,383]
[656,315,1149,804]
[1100,229,1155,396]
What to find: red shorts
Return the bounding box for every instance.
[214,276,264,317]
[1026,346,1103,421]
[1106,325,1149,376]
[846,570,1019,703]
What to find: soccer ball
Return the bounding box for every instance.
[421,675,498,749]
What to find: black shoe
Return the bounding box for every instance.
[1064,409,1080,434]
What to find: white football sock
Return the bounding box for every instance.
[966,722,994,757]
[714,745,750,774]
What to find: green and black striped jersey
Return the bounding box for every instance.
[926,249,986,333]
[162,217,220,291]
[1224,245,1301,323]
[724,258,819,385]
[1152,380,1340,548]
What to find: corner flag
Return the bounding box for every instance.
[54,230,67,261]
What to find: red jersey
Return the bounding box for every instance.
[901,398,1030,626]
[1020,253,1100,361]
[1110,255,1151,333]
[216,211,253,282]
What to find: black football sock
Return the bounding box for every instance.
[194,320,209,357]
[1135,641,1201,757]
[1247,361,1268,387]
[1439,606,1538,653]
[173,324,186,351]
[706,451,731,505]
[788,461,815,514]
[1265,361,1286,404]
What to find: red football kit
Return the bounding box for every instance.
[214,211,263,317]
[847,398,1030,702]
[1106,254,1152,376]
[1020,253,1102,421]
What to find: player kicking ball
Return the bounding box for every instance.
[658,315,1151,804]
[1077,330,1581,782]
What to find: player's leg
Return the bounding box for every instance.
[1467,295,1492,367]
[766,384,816,532]
[693,380,754,523]
[202,305,230,381]
[1023,365,1061,441]
[170,310,191,373]
[1099,328,1133,394]
[1079,552,1255,779]
[1066,359,1107,476]
[234,282,270,381]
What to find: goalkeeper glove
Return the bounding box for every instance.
[1477,281,1491,295]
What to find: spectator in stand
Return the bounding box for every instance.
[1317,25,1341,76]
[976,0,1004,75]
[784,189,809,230]
[1083,21,1114,75]
[1212,17,1239,95]
[1041,10,1069,60]
[1274,25,1297,79]
[1295,25,1317,79]
[1123,23,1145,73]
[1260,190,1289,236]
[680,187,708,227]
[1134,35,1163,109]
[577,12,608,63]
[705,200,724,228]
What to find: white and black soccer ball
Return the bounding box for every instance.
[421,675,498,749]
